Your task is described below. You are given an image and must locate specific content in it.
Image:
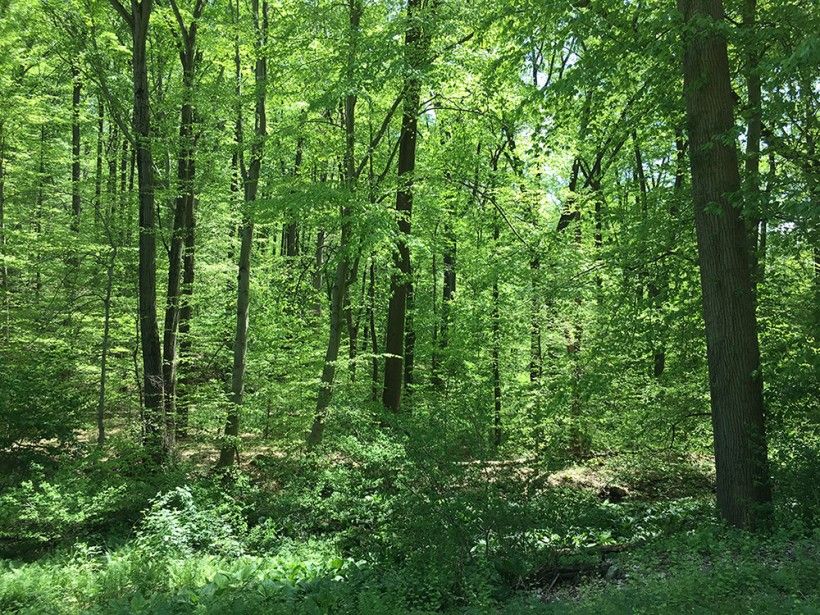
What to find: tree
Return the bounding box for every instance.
[163,0,206,441]
[678,0,771,528]
[108,0,169,459]
[218,0,268,469]
[382,0,433,413]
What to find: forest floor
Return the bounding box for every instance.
[0,430,818,614]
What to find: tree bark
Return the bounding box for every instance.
[133,0,167,457]
[94,101,104,227]
[70,65,82,233]
[382,0,429,413]
[403,270,415,390]
[284,138,302,258]
[0,122,7,341]
[679,0,771,529]
[307,0,361,448]
[218,0,267,468]
[165,0,204,442]
[492,211,502,448]
[742,0,763,287]
[108,0,167,459]
[97,244,116,445]
[368,257,379,401]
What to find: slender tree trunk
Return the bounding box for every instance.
[382,0,429,413]
[165,2,203,442]
[345,258,363,384]
[368,257,379,401]
[312,230,324,314]
[492,211,502,448]
[0,122,7,341]
[218,0,267,468]
[757,152,775,284]
[679,0,771,529]
[529,254,542,383]
[403,270,415,390]
[743,0,762,286]
[176,201,195,438]
[284,138,302,258]
[108,0,167,458]
[307,0,361,447]
[433,215,456,387]
[94,101,104,227]
[98,244,117,445]
[119,130,128,242]
[70,65,82,233]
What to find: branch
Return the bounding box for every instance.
[108,0,134,28]
[167,0,190,45]
[355,90,404,180]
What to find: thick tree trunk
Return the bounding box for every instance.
[679,0,771,529]
[382,0,427,413]
[134,5,167,457]
[108,0,168,459]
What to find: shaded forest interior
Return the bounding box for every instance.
[0,0,817,612]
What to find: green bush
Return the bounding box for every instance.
[136,486,247,557]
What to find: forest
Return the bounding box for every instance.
[0,0,818,612]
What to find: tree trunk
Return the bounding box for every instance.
[218,0,267,468]
[284,137,303,258]
[743,0,763,286]
[382,0,429,413]
[134,2,167,458]
[108,0,168,459]
[165,1,203,442]
[0,122,7,341]
[529,254,542,384]
[307,0,361,447]
[312,229,324,314]
[403,270,415,391]
[94,101,104,227]
[492,212,502,448]
[679,0,771,529]
[70,65,82,233]
[97,244,116,445]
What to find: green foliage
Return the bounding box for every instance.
[0,345,87,450]
[0,442,186,556]
[135,486,246,558]
[0,0,817,612]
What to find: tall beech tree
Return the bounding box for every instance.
[218,0,268,469]
[307,0,362,448]
[108,0,169,458]
[163,0,206,441]
[678,0,771,528]
[382,0,433,413]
